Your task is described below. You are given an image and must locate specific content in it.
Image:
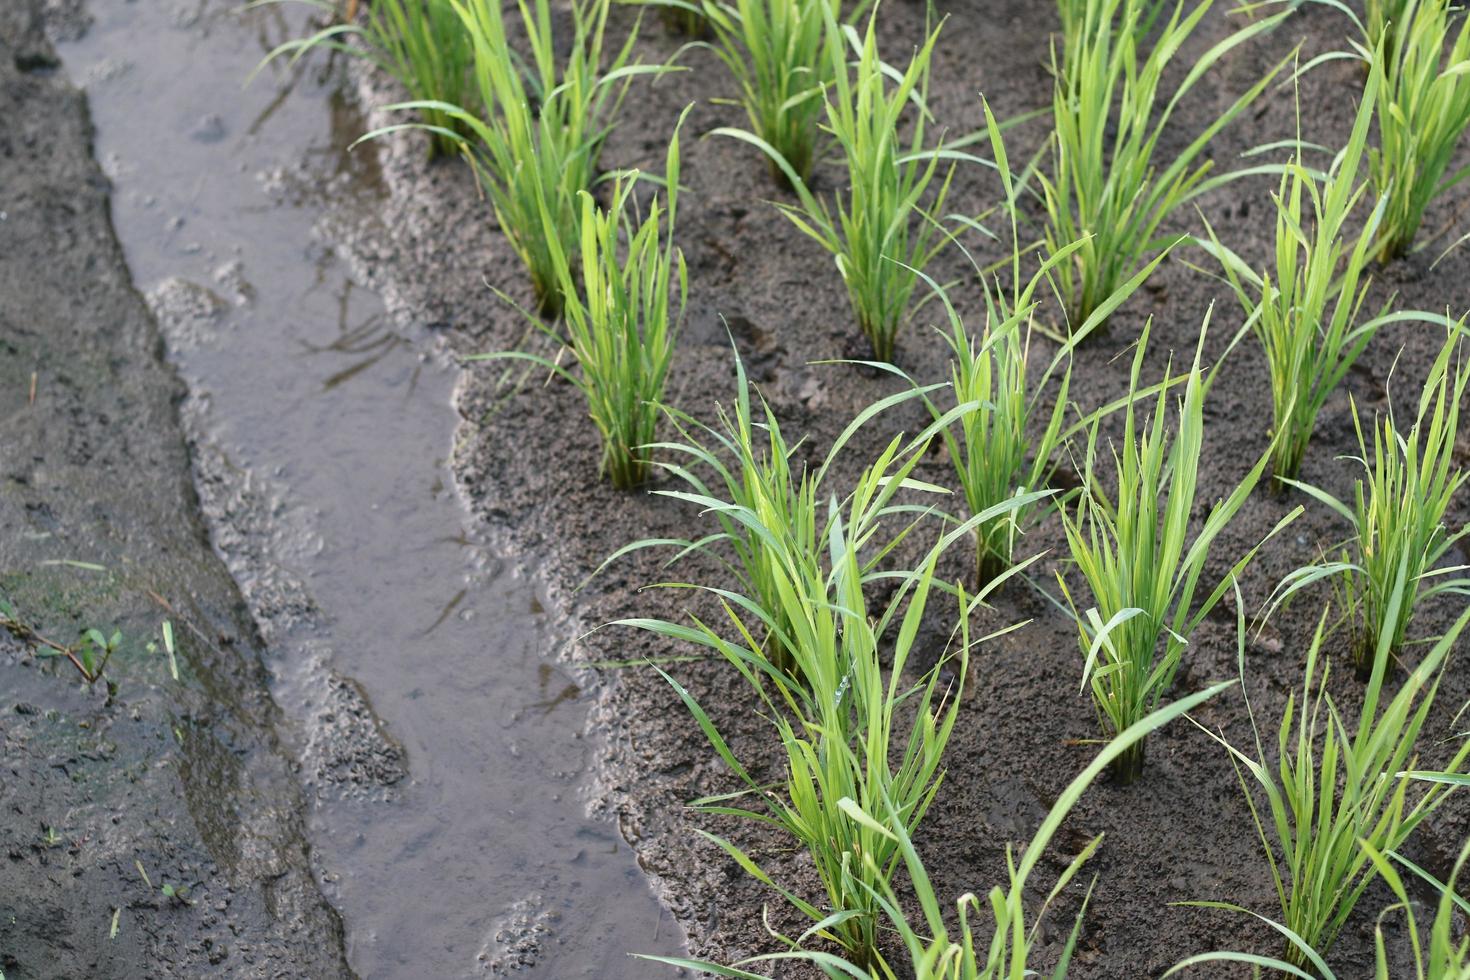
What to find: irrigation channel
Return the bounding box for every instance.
[57,1,683,975]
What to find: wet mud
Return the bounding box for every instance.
[54,0,685,977]
[346,1,1470,977]
[0,2,350,976]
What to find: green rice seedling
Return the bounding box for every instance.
[1057,0,1172,45]
[1356,1,1470,261]
[363,0,659,317]
[250,0,477,159]
[894,101,1181,589]
[1042,0,1291,328]
[618,450,1005,967]
[699,0,865,186]
[1267,317,1470,679]
[1171,601,1470,972]
[640,681,1235,979]
[464,109,690,488]
[1058,320,1299,784]
[1366,0,1412,64]
[1195,70,1416,485]
[717,6,952,363]
[601,344,954,673]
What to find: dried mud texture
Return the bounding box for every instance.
[0,3,352,976]
[345,2,1470,976]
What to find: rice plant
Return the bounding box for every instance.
[250,0,476,158]
[1173,600,1470,971]
[699,0,863,186]
[717,6,952,362]
[601,345,962,673]
[1057,0,1172,44]
[1366,0,1412,65]
[1058,320,1299,784]
[1358,0,1470,261]
[641,681,1236,978]
[464,109,690,488]
[917,102,1189,588]
[1195,69,1410,485]
[1267,317,1470,679]
[362,0,657,318]
[617,444,1016,967]
[1042,0,1291,328]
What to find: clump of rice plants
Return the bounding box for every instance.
[465,110,690,488]
[880,101,1176,588]
[1042,0,1291,328]
[1357,0,1470,261]
[364,0,656,318]
[700,0,864,186]
[603,345,961,672]
[250,0,476,159]
[641,682,1235,978]
[1195,72,1406,486]
[618,440,1006,967]
[1268,318,1470,679]
[1058,321,1298,784]
[718,6,952,362]
[1172,600,1470,972]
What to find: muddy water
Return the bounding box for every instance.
[58,2,681,977]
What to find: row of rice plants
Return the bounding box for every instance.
[262,0,1470,974]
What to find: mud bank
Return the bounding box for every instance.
[0,2,351,976]
[343,1,1470,976]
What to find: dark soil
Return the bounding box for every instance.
[0,2,351,976]
[357,1,1467,977]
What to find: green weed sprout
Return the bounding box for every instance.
[618,440,1024,967]
[700,0,864,187]
[1358,1,1470,261]
[1194,69,1416,486]
[641,682,1235,979]
[1268,317,1470,679]
[600,344,954,674]
[1042,0,1291,328]
[1173,601,1470,972]
[250,0,477,159]
[1059,320,1298,784]
[717,6,952,363]
[362,0,662,318]
[465,109,691,488]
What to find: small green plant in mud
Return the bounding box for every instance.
[1042,0,1291,329]
[718,5,952,363]
[617,427,1043,966]
[1356,0,1470,261]
[363,0,664,318]
[1057,320,1298,784]
[640,682,1234,979]
[1194,70,1415,486]
[1172,835,1470,979]
[695,0,866,187]
[0,594,124,686]
[599,343,956,674]
[250,0,477,159]
[1265,317,1470,680]
[878,101,1175,589]
[1174,600,1470,973]
[467,109,691,489]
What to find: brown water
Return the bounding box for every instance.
[58,2,684,976]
